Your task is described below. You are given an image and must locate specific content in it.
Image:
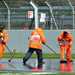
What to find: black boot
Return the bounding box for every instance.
[67,59,73,63]
[70,60,73,62]
[60,60,67,63]
[23,57,26,65]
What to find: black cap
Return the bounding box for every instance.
[63,31,68,36]
[0,25,5,29]
[0,25,5,32]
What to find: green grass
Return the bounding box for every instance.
[3,52,75,59]
[3,52,59,58]
[0,72,75,75]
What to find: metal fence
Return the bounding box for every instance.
[0,0,74,30]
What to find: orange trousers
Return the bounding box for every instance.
[60,45,72,61]
[0,44,5,59]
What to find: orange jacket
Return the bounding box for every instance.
[57,31,73,46]
[0,31,8,58]
[0,31,8,45]
[29,28,46,49]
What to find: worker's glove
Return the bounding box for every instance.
[42,42,46,45]
[1,41,6,45]
[0,39,6,45]
[0,36,2,38]
[59,39,66,46]
[59,39,69,46]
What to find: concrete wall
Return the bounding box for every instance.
[6,30,75,53]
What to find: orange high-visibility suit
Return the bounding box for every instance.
[23,27,46,69]
[57,31,73,62]
[0,31,8,58]
[29,28,46,49]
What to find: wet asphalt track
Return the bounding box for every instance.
[0,59,74,73]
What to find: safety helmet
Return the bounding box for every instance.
[31,27,43,35]
[35,27,43,32]
[63,31,68,37]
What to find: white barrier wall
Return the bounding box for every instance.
[6,30,75,53]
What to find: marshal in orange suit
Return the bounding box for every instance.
[23,27,46,69]
[0,26,8,58]
[57,31,73,63]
